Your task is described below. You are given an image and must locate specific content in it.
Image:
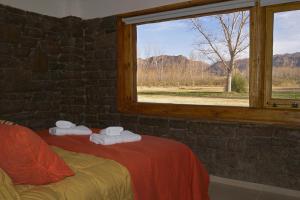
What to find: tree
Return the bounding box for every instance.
[191,11,249,92]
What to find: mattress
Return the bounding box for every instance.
[14,147,133,200]
[38,129,210,200]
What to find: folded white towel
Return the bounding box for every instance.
[55,120,76,129]
[49,125,92,136]
[90,130,141,145]
[121,130,142,143]
[100,126,124,136]
[90,134,123,145]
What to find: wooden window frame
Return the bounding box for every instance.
[264,2,300,109]
[117,0,300,126]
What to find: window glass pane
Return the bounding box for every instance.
[136,11,250,107]
[272,10,300,100]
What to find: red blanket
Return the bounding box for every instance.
[38,130,210,200]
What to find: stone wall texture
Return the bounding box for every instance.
[0,4,87,128]
[0,4,299,191]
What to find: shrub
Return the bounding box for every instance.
[231,73,247,93]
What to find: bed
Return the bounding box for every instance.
[1,147,133,200]
[37,129,210,200]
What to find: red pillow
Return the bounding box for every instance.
[0,124,74,185]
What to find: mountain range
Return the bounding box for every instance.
[138,52,300,75]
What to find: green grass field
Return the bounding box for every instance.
[138,90,249,99]
[138,88,300,99]
[137,86,300,106]
[272,91,300,99]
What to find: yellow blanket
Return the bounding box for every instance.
[0,147,133,200]
[0,168,21,200]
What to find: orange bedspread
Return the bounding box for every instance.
[38,129,210,200]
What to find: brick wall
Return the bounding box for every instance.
[0,4,299,190]
[0,5,63,128]
[0,4,87,128]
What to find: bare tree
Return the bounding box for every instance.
[191,11,249,92]
[138,45,166,85]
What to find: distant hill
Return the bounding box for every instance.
[139,55,190,65]
[209,52,300,75]
[138,52,300,75]
[273,52,300,67]
[138,55,209,70]
[209,58,249,75]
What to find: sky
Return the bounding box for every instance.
[273,10,300,55]
[137,19,197,59]
[137,10,300,62]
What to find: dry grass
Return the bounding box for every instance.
[137,65,227,87]
[272,66,300,87]
[137,64,300,105]
[137,64,300,88]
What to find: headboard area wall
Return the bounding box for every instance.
[0,3,299,191]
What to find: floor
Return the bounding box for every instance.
[209,182,300,200]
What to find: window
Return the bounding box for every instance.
[265,3,300,108]
[118,0,300,125]
[136,11,250,107]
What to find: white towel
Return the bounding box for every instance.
[90,130,141,145]
[49,125,92,136]
[100,126,124,136]
[90,134,123,145]
[55,120,76,129]
[121,130,142,143]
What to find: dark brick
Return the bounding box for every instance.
[169,119,187,129]
[139,116,168,127]
[0,23,20,42]
[137,124,154,134]
[120,114,138,124]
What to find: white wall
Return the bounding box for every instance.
[77,0,187,19]
[0,0,187,19]
[0,0,67,17]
